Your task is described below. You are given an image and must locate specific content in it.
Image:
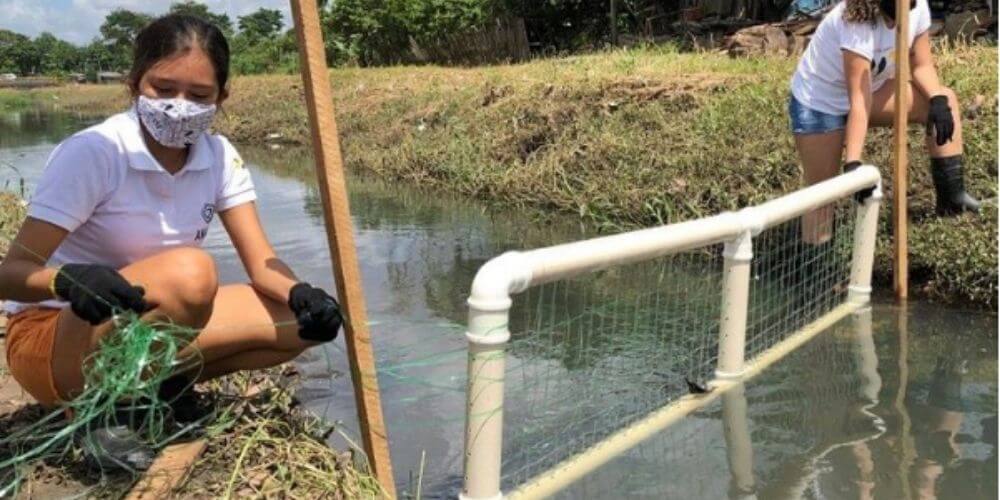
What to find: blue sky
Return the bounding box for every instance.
[0,0,293,44]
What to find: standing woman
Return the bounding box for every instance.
[789,0,979,241]
[0,15,341,440]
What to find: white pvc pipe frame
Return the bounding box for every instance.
[460,166,883,500]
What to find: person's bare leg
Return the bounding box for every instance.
[869,79,963,157]
[795,130,845,244]
[187,284,320,381]
[196,349,303,381]
[50,249,319,399]
[51,247,219,399]
[870,80,977,215]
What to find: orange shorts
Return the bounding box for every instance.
[4,308,63,407]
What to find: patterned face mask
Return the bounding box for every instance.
[136,95,217,149]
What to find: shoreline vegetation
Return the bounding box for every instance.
[0,45,995,310]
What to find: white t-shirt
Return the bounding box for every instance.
[4,109,256,314]
[791,0,931,115]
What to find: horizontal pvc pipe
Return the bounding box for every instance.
[507,302,860,500]
[512,167,880,287]
[524,214,742,286]
[749,165,880,233]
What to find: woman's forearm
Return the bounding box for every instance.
[247,257,299,304]
[843,106,869,162]
[911,64,944,99]
[0,260,59,302]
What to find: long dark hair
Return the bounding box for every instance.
[128,14,230,96]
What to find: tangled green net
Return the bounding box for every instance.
[0,311,203,496]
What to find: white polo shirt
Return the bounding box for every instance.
[791,0,931,115]
[4,109,256,314]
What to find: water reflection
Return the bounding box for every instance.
[558,301,996,500]
[0,110,100,149]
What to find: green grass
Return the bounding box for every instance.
[0,92,36,113]
[3,43,996,306]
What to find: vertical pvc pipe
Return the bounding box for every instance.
[461,302,511,500]
[851,306,881,404]
[848,181,883,305]
[717,230,753,379]
[721,383,756,499]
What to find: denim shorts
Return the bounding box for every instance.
[788,95,847,135]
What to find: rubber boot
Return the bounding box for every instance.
[931,156,980,216]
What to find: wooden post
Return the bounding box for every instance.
[289,1,396,497]
[892,0,910,300]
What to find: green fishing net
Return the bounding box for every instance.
[0,312,202,496]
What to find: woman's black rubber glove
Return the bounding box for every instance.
[53,264,151,325]
[288,282,343,342]
[843,160,875,203]
[926,95,954,146]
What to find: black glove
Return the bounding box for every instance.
[288,282,343,342]
[843,160,874,203]
[53,264,151,325]
[926,95,954,146]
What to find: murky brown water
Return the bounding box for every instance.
[2,111,995,499]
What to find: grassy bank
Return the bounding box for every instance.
[4,44,996,306]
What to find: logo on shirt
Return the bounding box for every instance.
[201,203,215,223]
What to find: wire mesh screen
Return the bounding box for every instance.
[553,415,726,499]
[541,316,880,500]
[746,200,856,362]
[491,202,859,492]
[496,248,725,489]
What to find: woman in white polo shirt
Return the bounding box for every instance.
[790,0,979,242]
[0,15,341,424]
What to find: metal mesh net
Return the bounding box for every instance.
[549,312,880,499]
[494,201,858,491]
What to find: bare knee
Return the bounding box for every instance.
[916,87,960,123]
[939,86,959,109]
[153,248,218,321]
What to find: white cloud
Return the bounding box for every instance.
[0,0,293,44]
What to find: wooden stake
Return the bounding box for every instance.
[126,441,206,500]
[892,0,910,300]
[289,1,396,496]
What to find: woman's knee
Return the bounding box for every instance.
[938,86,960,108]
[151,248,219,312]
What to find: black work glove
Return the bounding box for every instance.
[926,95,954,146]
[53,264,151,325]
[288,282,343,342]
[843,160,875,203]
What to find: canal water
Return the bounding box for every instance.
[1,110,995,499]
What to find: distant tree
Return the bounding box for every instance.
[100,8,153,47]
[325,0,410,65]
[34,33,82,74]
[100,8,153,70]
[238,8,284,43]
[169,1,234,36]
[0,29,31,74]
[81,39,116,77]
[4,37,41,75]
[323,0,495,65]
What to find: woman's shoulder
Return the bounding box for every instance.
[59,111,141,157]
[198,132,244,173]
[51,112,136,165]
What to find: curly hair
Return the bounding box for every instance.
[843,0,881,22]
